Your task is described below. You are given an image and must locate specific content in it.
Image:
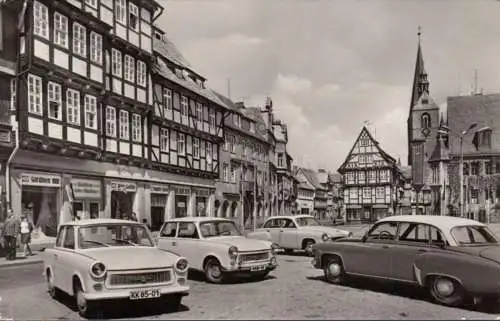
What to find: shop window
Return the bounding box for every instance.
[196,197,207,217]
[89,202,99,219]
[151,194,167,231]
[485,162,492,175]
[111,191,134,219]
[22,187,59,237]
[175,194,188,218]
[471,162,480,176]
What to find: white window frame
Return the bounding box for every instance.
[209,109,216,130]
[177,133,185,155]
[181,96,189,117]
[163,88,172,113]
[230,165,236,183]
[124,55,135,83]
[28,74,42,115]
[128,2,139,31]
[47,82,62,121]
[223,163,228,182]
[33,1,49,39]
[131,114,142,143]
[137,60,147,87]
[196,102,203,121]
[85,0,98,8]
[84,95,97,130]
[119,110,129,140]
[115,0,126,24]
[73,23,87,58]
[160,128,169,152]
[66,89,80,125]
[106,106,116,137]
[90,32,102,65]
[193,138,200,158]
[250,122,255,133]
[112,49,122,77]
[54,12,68,48]
[10,79,16,111]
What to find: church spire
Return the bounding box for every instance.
[410,26,429,111]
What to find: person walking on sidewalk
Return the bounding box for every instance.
[20,215,33,257]
[2,210,21,260]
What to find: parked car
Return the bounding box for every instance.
[246,215,351,255]
[43,219,190,317]
[311,215,500,307]
[157,217,278,283]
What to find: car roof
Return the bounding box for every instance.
[377,215,485,230]
[265,215,314,220]
[61,218,143,227]
[165,217,233,223]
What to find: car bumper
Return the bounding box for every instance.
[83,284,190,301]
[222,257,278,276]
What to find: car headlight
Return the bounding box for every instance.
[270,242,279,255]
[228,246,238,259]
[175,258,189,273]
[89,261,106,279]
[322,233,329,241]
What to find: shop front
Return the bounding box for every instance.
[20,172,61,237]
[173,185,190,218]
[70,178,102,220]
[110,181,137,219]
[150,184,169,231]
[195,188,210,217]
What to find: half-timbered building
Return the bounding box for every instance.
[338,126,405,223]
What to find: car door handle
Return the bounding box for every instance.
[382,245,390,249]
[279,230,284,232]
[417,249,427,253]
[172,241,177,246]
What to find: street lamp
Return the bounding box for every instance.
[439,122,477,218]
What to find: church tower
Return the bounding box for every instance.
[407,28,442,214]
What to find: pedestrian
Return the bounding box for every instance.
[130,212,138,222]
[20,215,33,257]
[2,210,20,260]
[142,218,151,230]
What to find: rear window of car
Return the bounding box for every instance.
[451,225,498,245]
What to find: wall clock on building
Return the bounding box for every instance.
[421,127,431,137]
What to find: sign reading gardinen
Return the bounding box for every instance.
[111,181,137,192]
[21,173,61,187]
[71,179,102,199]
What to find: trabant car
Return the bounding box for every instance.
[157,217,278,283]
[311,215,500,307]
[43,219,189,317]
[246,215,351,255]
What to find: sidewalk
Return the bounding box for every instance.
[0,251,46,268]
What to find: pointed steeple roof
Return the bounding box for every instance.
[409,27,430,112]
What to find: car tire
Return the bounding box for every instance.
[204,258,225,284]
[74,282,98,318]
[46,270,60,299]
[162,294,183,312]
[303,240,315,256]
[323,255,347,285]
[428,276,466,307]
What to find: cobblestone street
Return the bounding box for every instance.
[0,253,498,320]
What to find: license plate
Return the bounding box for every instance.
[250,265,267,272]
[129,289,161,300]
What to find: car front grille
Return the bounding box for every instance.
[240,251,270,263]
[108,270,172,286]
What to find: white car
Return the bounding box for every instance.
[43,219,189,317]
[246,215,352,255]
[157,217,278,283]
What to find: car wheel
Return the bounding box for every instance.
[75,282,97,318]
[46,270,59,299]
[323,255,347,285]
[428,276,466,307]
[303,240,315,256]
[162,294,183,312]
[204,258,224,284]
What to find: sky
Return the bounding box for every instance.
[158,0,500,172]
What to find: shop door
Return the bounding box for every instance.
[73,201,100,220]
[151,207,164,232]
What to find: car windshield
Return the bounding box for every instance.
[295,217,321,227]
[78,224,154,249]
[199,221,242,238]
[451,225,498,246]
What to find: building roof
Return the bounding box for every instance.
[153,37,197,76]
[298,168,327,190]
[298,182,315,190]
[398,165,412,180]
[447,93,500,156]
[328,173,343,184]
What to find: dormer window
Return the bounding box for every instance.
[128,3,139,31]
[250,122,255,133]
[422,98,429,104]
[196,79,204,89]
[154,31,162,40]
[182,70,189,79]
[175,69,183,79]
[421,113,431,129]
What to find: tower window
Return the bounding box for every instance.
[421,113,431,129]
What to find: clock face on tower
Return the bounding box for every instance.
[421,127,431,137]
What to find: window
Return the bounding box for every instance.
[463,163,470,176]
[206,141,212,159]
[34,1,48,39]
[177,222,199,239]
[28,74,42,115]
[250,122,255,133]
[277,153,284,167]
[131,114,141,142]
[85,0,97,7]
[222,163,229,181]
[84,95,97,129]
[421,113,431,129]
[160,222,177,237]
[160,128,169,151]
[471,189,478,204]
[233,113,241,127]
[471,162,480,176]
[163,88,172,112]
[181,96,189,117]
[209,109,216,130]
[115,0,126,23]
[230,136,236,153]
[368,170,376,183]
[106,106,116,137]
[66,89,80,125]
[398,223,430,243]
[376,187,385,198]
[90,32,102,64]
[451,226,498,245]
[485,162,492,175]
[124,55,135,82]
[366,222,398,241]
[10,79,15,111]
[177,133,185,155]
[128,2,139,31]
[119,110,129,140]
[380,170,388,182]
[359,139,369,147]
[137,61,146,87]
[63,226,75,249]
[54,12,68,48]
[230,165,236,182]
[47,82,62,120]
[196,102,203,121]
[193,138,200,158]
[72,23,87,57]
[363,187,371,198]
[346,172,355,184]
[358,171,365,184]
[112,49,122,77]
[431,164,439,184]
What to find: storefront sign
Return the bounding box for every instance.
[173,185,191,195]
[71,179,101,199]
[151,184,169,194]
[111,181,137,193]
[195,188,211,197]
[21,173,61,187]
[177,202,186,208]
